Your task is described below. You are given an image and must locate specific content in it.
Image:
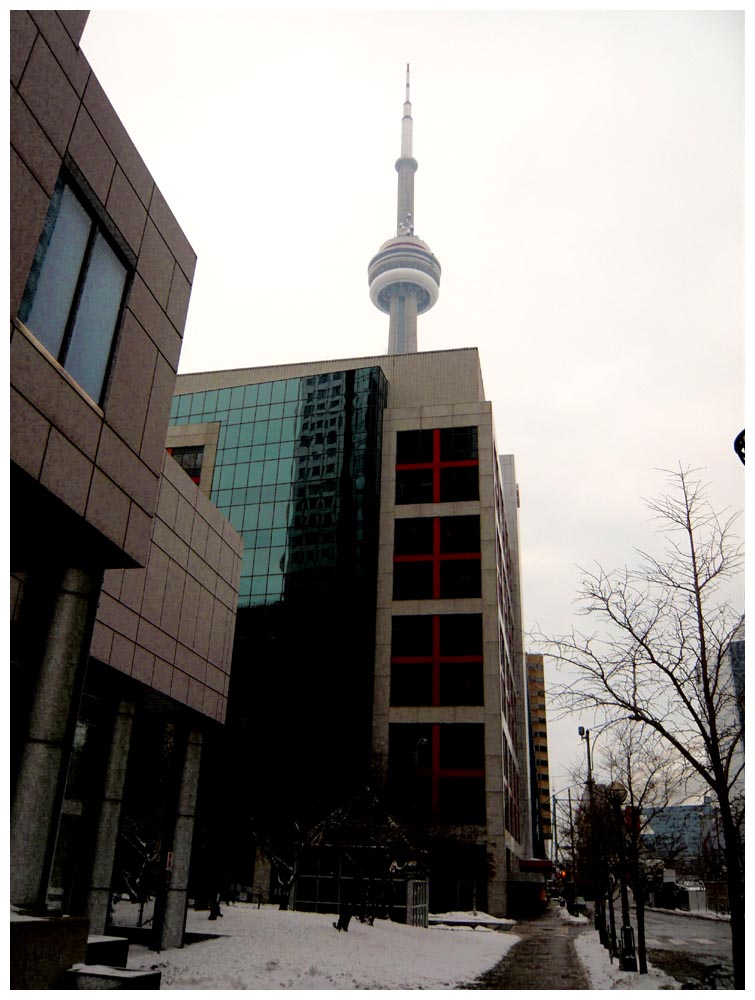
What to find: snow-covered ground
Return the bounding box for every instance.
[127,903,519,990]
[573,922,681,990]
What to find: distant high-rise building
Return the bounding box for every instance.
[167,71,537,916]
[526,653,552,855]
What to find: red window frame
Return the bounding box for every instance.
[396,427,478,503]
[416,723,486,819]
[391,615,483,706]
[393,517,481,599]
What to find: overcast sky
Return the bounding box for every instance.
[81,8,745,796]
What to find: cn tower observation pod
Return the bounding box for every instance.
[367,235,441,315]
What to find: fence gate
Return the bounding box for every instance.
[406,878,429,927]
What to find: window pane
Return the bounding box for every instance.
[390,663,433,705]
[396,429,434,464]
[440,724,484,769]
[439,561,481,598]
[65,232,126,401]
[440,663,483,705]
[440,426,478,461]
[394,518,433,555]
[391,615,433,656]
[393,562,433,600]
[20,183,91,358]
[439,777,486,824]
[440,614,483,655]
[396,468,434,505]
[439,515,479,553]
[439,466,479,503]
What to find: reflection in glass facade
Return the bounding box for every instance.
[169,367,387,609]
[169,366,387,832]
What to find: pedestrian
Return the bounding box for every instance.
[208,889,223,920]
[333,881,353,932]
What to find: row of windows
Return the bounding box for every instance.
[397,427,478,465]
[172,379,300,418]
[394,516,480,555]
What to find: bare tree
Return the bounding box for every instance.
[601,723,686,974]
[536,468,744,987]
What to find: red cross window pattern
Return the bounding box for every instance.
[388,723,486,825]
[395,427,479,505]
[390,614,483,706]
[393,516,481,600]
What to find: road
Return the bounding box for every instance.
[636,907,733,988]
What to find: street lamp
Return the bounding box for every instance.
[578,726,593,790]
[609,782,638,972]
[578,725,611,948]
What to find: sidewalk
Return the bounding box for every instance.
[462,903,590,990]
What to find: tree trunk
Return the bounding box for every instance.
[718,795,744,988]
[635,874,648,975]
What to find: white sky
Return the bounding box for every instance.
[81,8,745,795]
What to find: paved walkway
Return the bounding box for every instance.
[461,905,590,990]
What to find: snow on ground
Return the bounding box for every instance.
[557,907,590,926]
[575,930,680,991]
[127,903,519,990]
[428,910,515,928]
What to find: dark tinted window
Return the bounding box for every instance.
[439,466,479,503]
[390,663,432,705]
[440,562,481,599]
[393,562,433,600]
[440,427,478,461]
[440,615,483,654]
[439,777,486,824]
[440,724,485,769]
[439,516,480,553]
[396,429,434,464]
[440,663,483,705]
[392,615,433,656]
[394,518,434,555]
[396,467,434,505]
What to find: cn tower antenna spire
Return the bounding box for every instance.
[402,63,412,160]
[367,66,441,354]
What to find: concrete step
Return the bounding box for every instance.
[85,935,130,968]
[65,964,162,989]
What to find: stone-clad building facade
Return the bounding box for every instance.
[169,347,534,916]
[10,11,241,986]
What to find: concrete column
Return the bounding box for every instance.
[86,701,136,933]
[159,729,203,950]
[487,844,508,917]
[10,568,99,909]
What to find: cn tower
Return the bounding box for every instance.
[368,66,441,354]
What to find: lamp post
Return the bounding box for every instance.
[609,782,637,972]
[578,726,610,949]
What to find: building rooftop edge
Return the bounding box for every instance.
[175,346,482,389]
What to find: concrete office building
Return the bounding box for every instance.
[167,70,535,915]
[10,11,241,986]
